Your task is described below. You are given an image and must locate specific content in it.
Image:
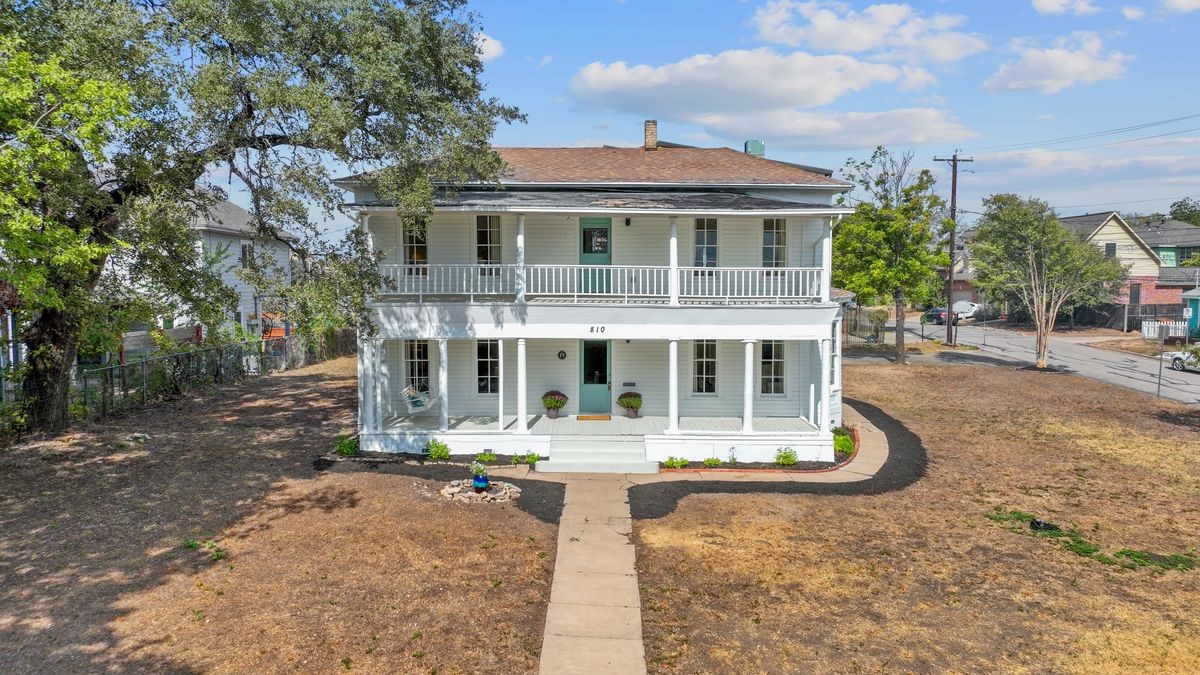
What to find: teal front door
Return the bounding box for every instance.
[579,217,612,293]
[579,340,611,413]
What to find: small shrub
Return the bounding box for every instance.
[775,447,798,466]
[727,447,737,465]
[834,433,854,456]
[470,461,488,477]
[541,390,568,410]
[183,538,200,550]
[702,457,722,468]
[425,438,451,460]
[616,391,643,410]
[333,435,358,456]
[475,450,498,463]
[510,451,540,465]
[662,456,689,469]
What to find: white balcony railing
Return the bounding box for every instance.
[677,266,822,302]
[378,264,823,303]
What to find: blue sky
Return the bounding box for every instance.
[466,0,1200,222]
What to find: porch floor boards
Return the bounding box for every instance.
[381,414,817,435]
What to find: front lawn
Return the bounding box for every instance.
[634,362,1200,673]
[0,357,557,672]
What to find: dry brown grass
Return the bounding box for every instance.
[636,363,1200,674]
[1089,338,1169,358]
[0,356,556,673]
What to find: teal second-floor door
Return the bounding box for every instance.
[579,340,611,413]
[579,217,612,293]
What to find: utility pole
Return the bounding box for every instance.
[935,152,973,345]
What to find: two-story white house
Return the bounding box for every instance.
[337,122,854,472]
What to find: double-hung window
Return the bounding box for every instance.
[760,340,784,395]
[693,219,718,269]
[476,215,501,276]
[405,340,430,392]
[476,339,499,394]
[831,322,841,389]
[693,340,717,394]
[239,241,253,269]
[762,219,786,269]
[404,227,428,276]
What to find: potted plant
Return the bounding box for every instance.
[470,461,489,492]
[616,391,642,418]
[542,390,567,419]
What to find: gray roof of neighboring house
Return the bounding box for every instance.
[348,189,852,214]
[192,200,301,242]
[1159,266,1200,286]
[1128,218,1200,247]
[1057,211,1116,238]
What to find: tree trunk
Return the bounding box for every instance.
[21,308,80,432]
[894,289,907,366]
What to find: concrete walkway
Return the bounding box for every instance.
[538,476,646,675]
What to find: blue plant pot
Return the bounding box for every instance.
[473,474,490,492]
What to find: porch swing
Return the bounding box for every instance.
[400,385,435,414]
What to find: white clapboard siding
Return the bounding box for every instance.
[675,340,815,418]
[613,217,671,267]
[610,340,670,416]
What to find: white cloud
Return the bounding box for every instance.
[475,32,504,63]
[692,108,977,151]
[752,0,987,64]
[1032,0,1100,15]
[1036,113,1056,120]
[983,32,1130,94]
[571,48,925,115]
[1121,6,1147,19]
[1164,0,1200,12]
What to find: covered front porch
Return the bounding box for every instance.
[383,413,818,435]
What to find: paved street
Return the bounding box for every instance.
[936,324,1200,405]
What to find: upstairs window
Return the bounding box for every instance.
[694,219,718,268]
[405,340,430,392]
[762,219,786,268]
[476,215,501,275]
[476,339,499,394]
[404,227,428,276]
[1104,242,1117,258]
[761,340,784,395]
[693,340,717,394]
[240,241,253,269]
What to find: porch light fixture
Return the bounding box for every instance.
[625,217,631,227]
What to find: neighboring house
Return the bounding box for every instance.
[335,121,855,472]
[187,200,298,337]
[1,282,19,399]
[1128,217,1200,294]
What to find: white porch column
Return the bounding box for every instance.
[515,338,529,433]
[668,215,680,306]
[821,216,834,303]
[437,338,449,432]
[358,337,380,433]
[667,339,679,433]
[497,338,505,432]
[819,337,832,433]
[516,214,527,303]
[742,339,756,433]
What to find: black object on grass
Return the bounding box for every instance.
[1030,519,1060,532]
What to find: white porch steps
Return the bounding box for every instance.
[535,436,659,474]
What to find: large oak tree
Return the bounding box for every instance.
[1,0,521,431]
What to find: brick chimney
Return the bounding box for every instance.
[643,120,658,151]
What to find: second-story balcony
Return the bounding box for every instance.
[379,263,825,304]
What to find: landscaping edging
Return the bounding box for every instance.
[657,425,861,474]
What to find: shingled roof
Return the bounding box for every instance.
[1057,211,1116,238]
[1128,218,1200,247]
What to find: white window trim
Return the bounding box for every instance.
[831,321,843,391]
[759,339,786,397]
[690,339,718,396]
[405,339,430,393]
[475,339,500,395]
[475,214,502,269]
[693,218,719,268]
[762,219,787,269]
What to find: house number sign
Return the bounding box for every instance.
[589,326,606,333]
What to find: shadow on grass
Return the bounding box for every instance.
[1152,408,1200,430]
[0,359,360,672]
[628,397,929,520]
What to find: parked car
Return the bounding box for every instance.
[1166,350,1199,373]
[923,307,959,325]
[952,301,982,320]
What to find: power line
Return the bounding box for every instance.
[974,125,1200,158]
[934,152,973,346]
[964,112,1200,153]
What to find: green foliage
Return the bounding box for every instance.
[1170,197,1200,226]
[971,195,1127,367]
[509,451,540,466]
[475,450,498,463]
[425,439,450,461]
[775,447,798,466]
[182,538,226,561]
[702,457,723,468]
[334,435,358,456]
[616,391,642,410]
[541,390,568,410]
[662,456,689,469]
[1116,548,1198,571]
[1181,254,1200,268]
[834,147,948,365]
[469,461,488,477]
[834,433,854,456]
[3,1,521,431]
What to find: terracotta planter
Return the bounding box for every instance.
[625,408,639,418]
[546,408,560,419]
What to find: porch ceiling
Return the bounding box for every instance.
[348,189,852,216]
